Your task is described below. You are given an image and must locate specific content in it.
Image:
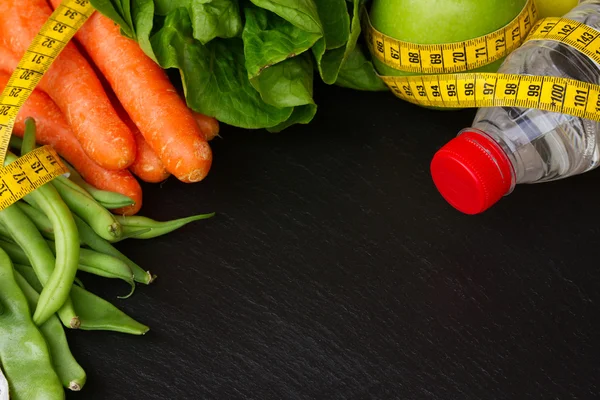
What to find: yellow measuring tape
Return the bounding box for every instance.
[364,1,600,122]
[364,0,539,74]
[0,0,94,210]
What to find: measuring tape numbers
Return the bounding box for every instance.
[0,146,69,210]
[0,0,93,211]
[364,0,600,123]
[364,0,538,74]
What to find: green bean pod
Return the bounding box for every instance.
[0,239,135,299]
[56,175,93,198]
[15,201,55,240]
[8,134,23,151]
[13,271,87,391]
[71,285,149,334]
[73,214,155,284]
[16,264,149,335]
[0,202,79,328]
[0,248,64,399]
[115,212,216,240]
[46,240,136,299]
[52,178,122,240]
[13,264,42,292]
[6,150,80,329]
[67,166,135,209]
[0,223,14,242]
[20,118,36,155]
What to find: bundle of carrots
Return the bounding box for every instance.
[0,0,220,215]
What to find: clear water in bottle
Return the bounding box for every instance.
[431,0,600,214]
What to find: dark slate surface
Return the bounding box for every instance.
[65,82,600,400]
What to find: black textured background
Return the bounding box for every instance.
[65,82,600,400]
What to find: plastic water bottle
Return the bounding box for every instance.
[430,0,600,215]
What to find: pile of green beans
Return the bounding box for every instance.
[0,120,215,399]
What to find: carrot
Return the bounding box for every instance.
[192,111,220,141]
[98,84,170,183]
[127,116,171,183]
[0,46,19,75]
[0,0,136,171]
[0,71,143,215]
[50,5,212,183]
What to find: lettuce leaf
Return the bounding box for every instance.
[242,5,321,79]
[249,0,322,35]
[153,0,243,44]
[335,45,388,91]
[152,8,302,129]
[313,0,365,84]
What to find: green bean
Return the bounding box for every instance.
[15,201,55,240]
[0,201,79,328]
[6,146,80,328]
[16,264,149,335]
[0,240,29,265]
[0,223,14,242]
[9,134,23,151]
[20,118,37,155]
[66,165,135,209]
[0,239,135,299]
[13,270,87,391]
[45,240,135,299]
[56,175,93,198]
[73,214,155,284]
[52,177,122,241]
[71,285,149,334]
[0,248,64,399]
[73,276,85,288]
[115,212,216,240]
[13,264,42,292]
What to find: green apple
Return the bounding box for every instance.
[535,0,578,18]
[369,0,528,77]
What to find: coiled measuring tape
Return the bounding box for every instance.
[364,0,600,122]
[0,0,94,211]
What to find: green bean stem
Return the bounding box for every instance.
[20,118,37,155]
[0,248,64,399]
[13,271,87,391]
[115,213,216,240]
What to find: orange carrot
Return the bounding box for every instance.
[97,79,170,183]
[192,111,220,141]
[50,5,212,183]
[0,71,143,215]
[130,130,170,183]
[0,0,136,170]
[126,116,171,183]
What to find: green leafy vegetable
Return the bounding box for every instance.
[90,0,385,130]
[335,45,388,91]
[242,5,321,79]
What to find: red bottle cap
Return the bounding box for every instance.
[430,130,514,215]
